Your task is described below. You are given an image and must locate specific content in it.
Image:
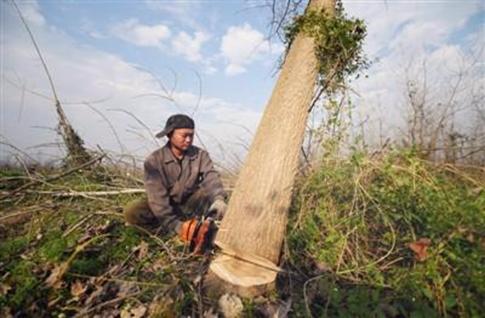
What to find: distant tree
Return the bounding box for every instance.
[402,51,485,164]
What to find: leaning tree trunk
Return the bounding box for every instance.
[12,0,92,167]
[206,0,335,297]
[55,100,92,166]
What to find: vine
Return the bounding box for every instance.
[284,1,369,95]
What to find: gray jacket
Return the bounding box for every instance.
[143,143,225,231]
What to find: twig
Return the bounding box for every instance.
[83,102,125,154]
[73,291,141,318]
[108,108,159,147]
[129,224,176,260]
[303,274,325,318]
[62,214,95,238]
[10,0,59,101]
[0,140,38,164]
[0,210,33,223]
[67,273,170,288]
[93,211,125,218]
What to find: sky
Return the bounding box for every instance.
[1,0,483,167]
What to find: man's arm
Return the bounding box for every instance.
[199,150,226,202]
[144,156,181,232]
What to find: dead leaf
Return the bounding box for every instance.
[120,308,131,318]
[146,258,167,273]
[96,220,114,234]
[45,262,69,289]
[193,274,202,285]
[0,283,11,296]
[409,238,431,262]
[0,306,13,318]
[218,293,243,318]
[85,285,104,306]
[120,305,147,318]
[70,280,88,298]
[117,282,135,298]
[135,241,149,260]
[48,296,62,308]
[203,308,218,318]
[131,304,147,318]
[149,295,175,317]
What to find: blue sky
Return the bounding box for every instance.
[1,0,483,166]
[37,1,281,106]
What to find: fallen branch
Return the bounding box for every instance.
[26,188,145,197]
[67,273,170,288]
[1,154,105,199]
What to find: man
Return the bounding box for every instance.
[124,114,227,251]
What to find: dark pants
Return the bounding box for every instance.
[123,189,212,234]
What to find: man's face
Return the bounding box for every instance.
[169,128,194,151]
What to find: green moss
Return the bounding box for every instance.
[0,236,29,261]
[38,230,68,262]
[7,261,41,308]
[70,257,104,276]
[110,226,142,262]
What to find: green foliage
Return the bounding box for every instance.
[287,150,484,317]
[284,3,368,94]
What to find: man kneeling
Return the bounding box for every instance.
[124,114,227,252]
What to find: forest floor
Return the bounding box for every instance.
[1,149,484,317]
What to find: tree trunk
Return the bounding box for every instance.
[206,0,335,297]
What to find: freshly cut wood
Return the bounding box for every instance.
[209,241,280,287]
[207,0,335,296]
[211,255,276,287]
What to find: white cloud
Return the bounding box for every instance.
[15,0,45,26]
[79,17,106,39]
[388,21,449,55]
[144,1,202,30]
[1,4,260,165]
[111,19,214,71]
[220,23,282,76]
[112,19,171,48]
[225,64,246,76]
[171,31,209,62]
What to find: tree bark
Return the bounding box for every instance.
[206,0,335,297]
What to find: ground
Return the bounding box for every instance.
[0,149,484,317]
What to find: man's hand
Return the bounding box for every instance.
[208,198,227,220]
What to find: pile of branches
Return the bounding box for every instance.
[0,158,217,317]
